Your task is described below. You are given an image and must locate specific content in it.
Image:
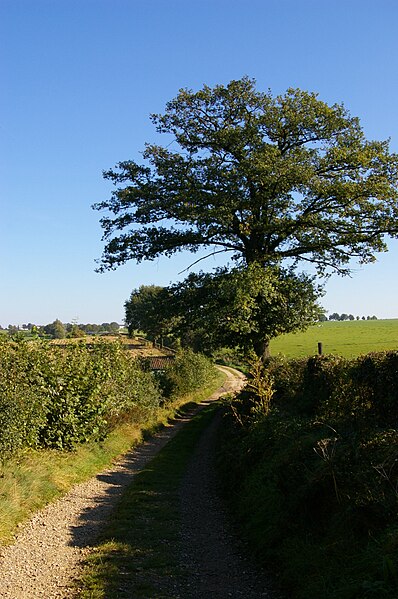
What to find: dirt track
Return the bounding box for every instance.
[171,404,284,598]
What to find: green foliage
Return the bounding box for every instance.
[167,263,323,359]
[43,318,67,339]
[124,284,176,343]
[97,77,398,362]
[0,339,48,460]
[37,341,161,450]
[67,324,86,338]
[161,349,216,398]
[350,352,398,426]
[125,263,323,361]
[219,351,398,598]
[95,77,398,276]
[265,351,398,430]
[0,338,161,454]
[0,339,216,457]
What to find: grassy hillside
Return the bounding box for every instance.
[270,319,398,358]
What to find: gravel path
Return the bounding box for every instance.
[0,367,244,599]
[173,407,284,599]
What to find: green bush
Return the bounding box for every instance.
[0,339,48,460]
[218,350,398,598]
[37,343,107,449]
[162,349,215,398]
[0,340,215,457]
[93,341,161,431]
[0,338,162,454]
[37,341,162,450]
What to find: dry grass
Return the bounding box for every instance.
[50,335,170,357]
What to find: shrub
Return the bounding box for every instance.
[0,339,48,460]
[0,340,215,457]
[162,349,215,398]
[218,350,398,598]
[37,340,161,450]
[0,338,162,454]
[93,341,161,431]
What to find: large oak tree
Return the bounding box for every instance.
[96,78,398,359]
[95,77,398,275]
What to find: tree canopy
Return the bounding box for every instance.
[95,77,398,276]
[43,319,66,339]
[97,78,398,360]
[167,264,323,358]
[124,265,323,360]
[124,284,173,341]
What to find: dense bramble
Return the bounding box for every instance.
[219,352,398,598]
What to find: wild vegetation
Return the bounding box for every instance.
[124,269,322,357]
[0,335,220,543]
[219,352,398,598]
[0,337,216,458]
[0,337,156,456]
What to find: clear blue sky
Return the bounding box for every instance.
[1,0,398,327]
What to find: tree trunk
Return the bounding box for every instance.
[253,338,270,363]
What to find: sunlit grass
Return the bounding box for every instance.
[270,319,398,358]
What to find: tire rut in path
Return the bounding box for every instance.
[170,409,285,599]
[0,366,243,599]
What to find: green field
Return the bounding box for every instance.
[269,318,398,358]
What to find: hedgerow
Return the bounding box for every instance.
[0,339,47,458]
[147,349,216,400]
[165,349,215,397]
[0,338,214,457]
[219,352,398,599]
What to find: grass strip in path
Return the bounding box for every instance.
[76,401,221,598]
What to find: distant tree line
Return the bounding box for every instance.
[1,321,122,339]
[325,313,378,322]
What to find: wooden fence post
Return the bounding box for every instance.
[318,342,323,355]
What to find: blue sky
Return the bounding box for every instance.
[1,0,398,327]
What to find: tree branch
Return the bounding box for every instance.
[177,248,234,274]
